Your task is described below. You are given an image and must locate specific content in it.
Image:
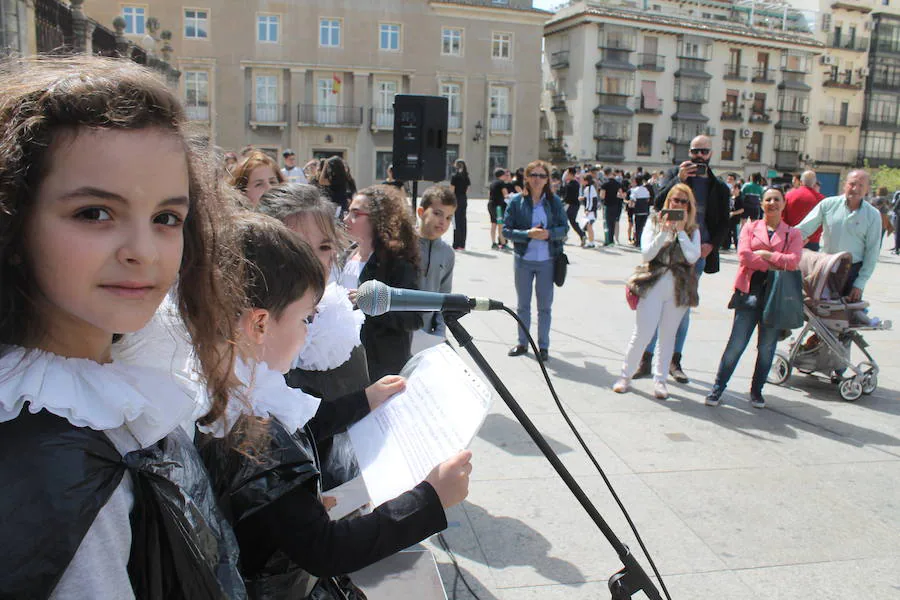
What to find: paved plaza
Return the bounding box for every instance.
[422,200,900,599]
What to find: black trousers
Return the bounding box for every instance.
[633,214,649,246]
[566,203,585,241]
[604,203,622,244]
[453,195,467,249]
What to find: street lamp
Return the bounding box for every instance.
[472,120,483,142]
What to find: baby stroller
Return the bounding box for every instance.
[767,250,892,401]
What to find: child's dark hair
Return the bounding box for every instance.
[420,185,457,211]
[234,212,326,318]
[0,56,242,429]
[354,185,419,274]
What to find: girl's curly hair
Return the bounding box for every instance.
[354,185,419,277]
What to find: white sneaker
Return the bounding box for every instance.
[612,377,630,393]
[654,381,668,399]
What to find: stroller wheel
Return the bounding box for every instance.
[767,351,792,385]
[839,377,863,402]
[861,372,878,395]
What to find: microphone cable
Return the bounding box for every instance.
[493,305,673,600]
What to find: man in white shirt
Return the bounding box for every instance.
[280,149,308,184]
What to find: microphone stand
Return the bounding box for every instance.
[442,310,663,600]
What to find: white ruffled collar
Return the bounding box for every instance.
[197,359,321,438]
[0,346,198,448]
[293,281,363,371]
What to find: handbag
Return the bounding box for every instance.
[553,252,569,287]
[625,285,639,310]
[762,269,804,330]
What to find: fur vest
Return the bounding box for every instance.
[626,236,699,308]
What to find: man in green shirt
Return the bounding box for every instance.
[796,170,882,302]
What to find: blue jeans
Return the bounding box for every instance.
[804,241,820,251]
[712,307,780,396]
[514,255,555,350]
[645,256,705,355]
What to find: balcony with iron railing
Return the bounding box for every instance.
[863,113,900,129]
[369,107,394,130]
[248,103,288,127]
[752,67,776,83]
[595,92,634,114]
[490,113,512,133]
[775,109,809,129]
[817,147,855,164]
[637,53,664,71]
[593,121,631,140]
[296,104,363,127]
[185,104,210,122]
[550,50,569,69]
[676,57,711,78]
[830,36,869,52]
[635,97,663,114]
[823,70,862,89]
[859,150,900,167]
[551,94,567,111]
[820,110,861,127]
[595,139,626,162]
[720,107,743,122]
[597,48,635,70]
[724,65,748,81]
[749,111,772,123]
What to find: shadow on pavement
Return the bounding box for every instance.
[434,561,501,600]
[458,501,588,586]
[477,413,574,456]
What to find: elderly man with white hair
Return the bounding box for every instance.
[784,170,825,250]
[796,169,882,302]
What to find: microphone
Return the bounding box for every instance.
[356,280,504,316]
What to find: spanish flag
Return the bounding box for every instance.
[332,73,342,94]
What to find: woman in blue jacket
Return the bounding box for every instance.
[503,160,570,361]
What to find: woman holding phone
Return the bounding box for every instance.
[614,184,702,399]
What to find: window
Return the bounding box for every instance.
[445,144,460,180]
[375,151,392,180]
[637,123,652,156]
[752,92,767,116]
[721,129,735,161]
[492,32,512,59]
[379,24,401,51]
[440,83,462,129]
[184,71,209,121]
[488,146,508,177]
[258,15,279,43]
[122,6,145,34]
[255,75,279,122]
[724,89,739,114]
[728,48,741,67]
[489,86,511,131]
[320,18,341,47]
[442,27,463,55]
[748,131,763,162]
[374,80,397,128]
[316,77,339,124]
[184,9,208,39]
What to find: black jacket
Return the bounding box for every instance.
[655,166,731,274]
[358,253,424,380]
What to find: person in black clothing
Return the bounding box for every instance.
[634,134,731,383]
[381,164,406,191]
[318,156,353,217]
[629,173,653,246]
[488,168,511,249]
[200,213,472,599]
[345,185,424,379]
[721,173,744,251]
[450,160,470,250]
[600,167,623,245]
[563,166,586,245]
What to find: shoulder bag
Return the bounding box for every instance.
[762,231,804,330]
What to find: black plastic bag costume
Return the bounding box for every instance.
[199,405,446,600]
[0,409,246,600]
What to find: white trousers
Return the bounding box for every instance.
[621,272,689,383]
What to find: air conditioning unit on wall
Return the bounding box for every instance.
[821,55,836,66]
[740,128,752,138]
[742,90,754,100]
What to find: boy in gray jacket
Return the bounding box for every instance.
[416,185,457,345]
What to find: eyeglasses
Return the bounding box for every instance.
[689,148,711,155]
[347,209,370,220]
[528,172,549,179]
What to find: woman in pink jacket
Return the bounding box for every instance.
[705,187,803,409]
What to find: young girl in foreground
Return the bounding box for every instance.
[0,57,245,597]
[200,213,472,598]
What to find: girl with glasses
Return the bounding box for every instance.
[615,184,702,399]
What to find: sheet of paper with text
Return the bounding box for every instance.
[349,344,492,506]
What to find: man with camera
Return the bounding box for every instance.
[633,135,731,383]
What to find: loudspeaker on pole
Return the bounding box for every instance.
[391,95,449,183]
